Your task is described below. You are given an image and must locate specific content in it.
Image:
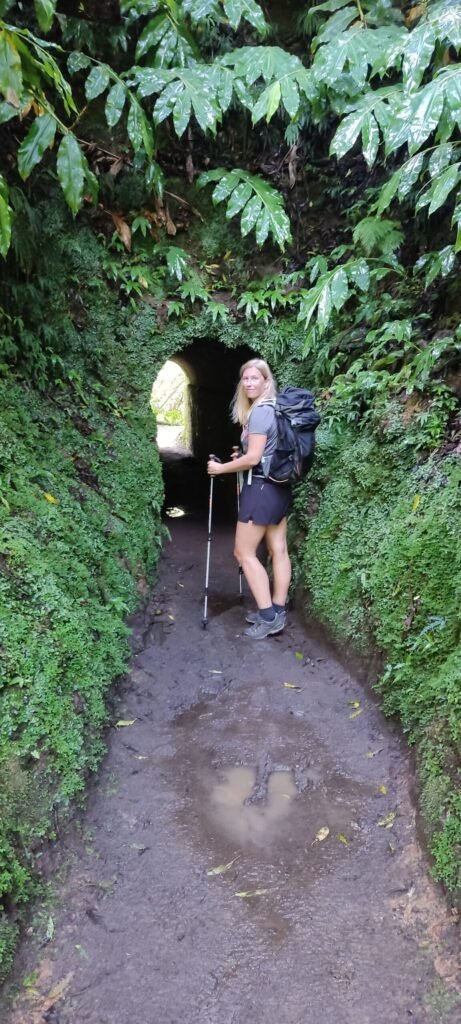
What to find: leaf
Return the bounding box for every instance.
[234,888,270,898]
[428,144,453,179]
[330,267,348,311]
[17,114,56,180]
[283,682,302,690]
[34,0,57,34]
[412,494,420,511]
[240,194,263,235]
[67,51,91,74]
[85,64,111,101]
[197,168,291,249]
[43,492,58,503]
[338,833,348,845]
[377,811,396,828]
[362,113,380,169]
[0,28,23,106]
[313,826,330,843]
[349,708,363,720]
[57,135,85,214]
[403,22,435,93]
[379,785,388,795]
[0,192,12,257]
[115,719,137,727]
[207,858,237,876]
[105,82,126,127]
[348,700,361,708]
[223,0,267,34]
[294,651,304,660]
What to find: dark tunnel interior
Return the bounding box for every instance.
[156,339,256,521]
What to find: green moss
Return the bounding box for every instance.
[292,422,461,889]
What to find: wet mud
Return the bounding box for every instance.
[1,514,460,1024]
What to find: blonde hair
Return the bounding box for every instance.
[230,358,276,426]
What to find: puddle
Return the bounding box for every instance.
[209,766,296,848]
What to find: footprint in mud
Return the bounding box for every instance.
[209,766,296,848]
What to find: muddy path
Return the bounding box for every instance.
[2,512,460,1024]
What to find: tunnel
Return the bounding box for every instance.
[155,338,256,520]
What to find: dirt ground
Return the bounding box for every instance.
[1,507,460,1024]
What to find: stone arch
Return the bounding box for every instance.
[154,337,256,517]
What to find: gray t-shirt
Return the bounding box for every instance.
[241,402,277,461]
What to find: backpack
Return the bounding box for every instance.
[259,386,321,485]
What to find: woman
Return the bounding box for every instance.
[207,358,291,639]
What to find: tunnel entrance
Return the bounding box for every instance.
[154,339,255,520]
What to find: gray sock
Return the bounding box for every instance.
[259,606,276,622]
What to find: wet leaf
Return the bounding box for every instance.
[283,682,302,690]
[377,811,396,828]
[338,834,348,845]
[43,492,58,504]
[379,785,388,795]
[168,614,175,620]
[115,718,137,727]
[207,857,237,876]
[294,651,304,660]
[349,708,363,720]
[366,748,382,758]
[313,826,330,844]
[234,888,270,898]
[412,494,420,511]
[208,669,222,674]
[348,700,361,708]
[45,973,73,1004]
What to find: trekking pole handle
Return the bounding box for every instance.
[209,453,222,462]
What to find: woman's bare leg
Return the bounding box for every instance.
[234,521,272,608]
[266,518,291,607]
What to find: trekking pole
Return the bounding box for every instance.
[232,446,244,602]
[202,454,220,629]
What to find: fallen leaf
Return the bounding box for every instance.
[135,755,148,760]
[348,700,361,708]
[43,492,58,504]
[115,719,137,727]
[207,858,237,876]
[208,670,222,675]
[379,785,388,795]
[283,682,302,690]
[294,651,304,660]
[45,972,73,1005]
[130,843,148,853]
[349,708,363,719]
[168,614,175,621]
[313,826,330,844]
[412,494,420,511]
[75,944,89,960]
[338,834,348,845]
[234,888,270,898]
[377,811,396,828]
[177,582,184,587]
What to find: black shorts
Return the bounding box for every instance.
[238,477,292,526]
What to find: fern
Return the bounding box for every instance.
[353,217,404,256]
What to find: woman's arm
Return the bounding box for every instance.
[207,434,266,476]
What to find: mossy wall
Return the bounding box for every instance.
[291,425,461,893]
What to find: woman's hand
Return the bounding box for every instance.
[207,458,223,476]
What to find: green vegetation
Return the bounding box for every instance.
[0,0,460,979]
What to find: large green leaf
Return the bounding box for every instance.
[17,113,56,179]
[223,0,267,34]
[135,12,195,66]
[197,168,291,249]
[34,0,57,34]
[127,101,153,156]
[0,28,23,106]
[0,190,11,257]
[85,64,111,101]
[153,67,221,135]
[56,134,85,214]
[416,162,461,216]
[105,82,126,127]
[402,22,435,93]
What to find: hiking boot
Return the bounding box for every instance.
[243,611,286,639]
[245,608,287,626]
